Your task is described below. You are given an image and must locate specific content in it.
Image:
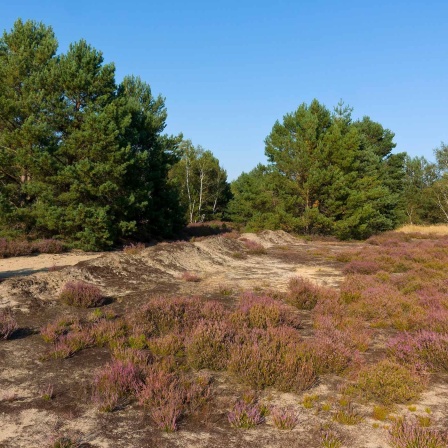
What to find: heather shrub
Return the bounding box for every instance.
[50,330,94,359]
[343,260,380,275]
[270,406,299,430]
[135,296,203,337]
[346,359,425,405]
[90,318,127,347]
[92,360,143,412]
[181,271,202,282]
[228,399,265,428]
[111,346,152,367]
[0,308,18,339]
[320,428,343,448]
[231,293,301,330]
[286,276,321,310]
[40,317,75,343]
[228,326,316,391]
[306,327,362,375]
[33,239,65,254]
[201,300,227,321]
[59,281,104,308]
[389,418,447,448]
[148,333,185,358]
[186,320,233,370]
[138,366,211,431]
[240,238,267,255]
[388,331,448,372]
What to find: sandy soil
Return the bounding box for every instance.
[0,231,443,448]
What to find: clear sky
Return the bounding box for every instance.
[2,1,447,180]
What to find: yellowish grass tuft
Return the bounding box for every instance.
[396,224,448,236]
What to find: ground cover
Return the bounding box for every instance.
[0,230,447,447]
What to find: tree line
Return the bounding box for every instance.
[1,19,447,249]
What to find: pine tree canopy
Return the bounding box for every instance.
[0,19,184,249]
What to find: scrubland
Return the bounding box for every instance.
[0,229,447,447]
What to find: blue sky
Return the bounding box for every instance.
[2,1,447,180]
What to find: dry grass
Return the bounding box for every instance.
[396,224,448,236]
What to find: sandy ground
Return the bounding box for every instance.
[0,251,102,279]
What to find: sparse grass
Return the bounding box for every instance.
[333,403,364,425]
[417,415,432,427]
[59,281,105,308]
[320,428,343,448]
[302,394,319,409]
[396,224,448,236]
[41,384,55,401]
[0,308,18,339]
[372,405,390,421]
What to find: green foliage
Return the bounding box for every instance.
[0,19,184,249]
[169,140,231,223]
[229,100,406,239]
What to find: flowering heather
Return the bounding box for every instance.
[343,260,380,275]
[92,360,143,412]
[228,400,265,429]
[389,418,447,448]
[59,281,104,308]
[286,276,326,310]
[228,326,316,391]
[50,330,94,359]
[231,293,301,330]
[270,406,299,430]
[138,366,211,431]
[240,238,267,254]
[148,332,185,358]
[181,271,202,282]
[388,331,448,372]
[186,319,233,370]
[135,296,203,337]
[0,238,64,258]
[0,308,18,340]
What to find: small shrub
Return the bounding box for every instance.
[372,405,390,421]
[388,331,448,372]
[231,293,301,330]
[59,281,104,308]
[389,418,447,448]
[320,428,343,448]
[181,271,202,282]
[228,399,265,429]
[0,308,18,339]
[286,276,321,310]
[343,260,380,275]
[417,415,432,427]
[41,384,55,401]
[123,242,145,254]
[228,326,316,392]
[333,403,364,425]
[241,239,267,255]
[270,406,299,430]
[302,394,319,409]
[138,366,211,432]
[186,320,233,370]
[347,359,426,405]
[33,239,65,254]
[50,330,94,359]
[92,360,143,412]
